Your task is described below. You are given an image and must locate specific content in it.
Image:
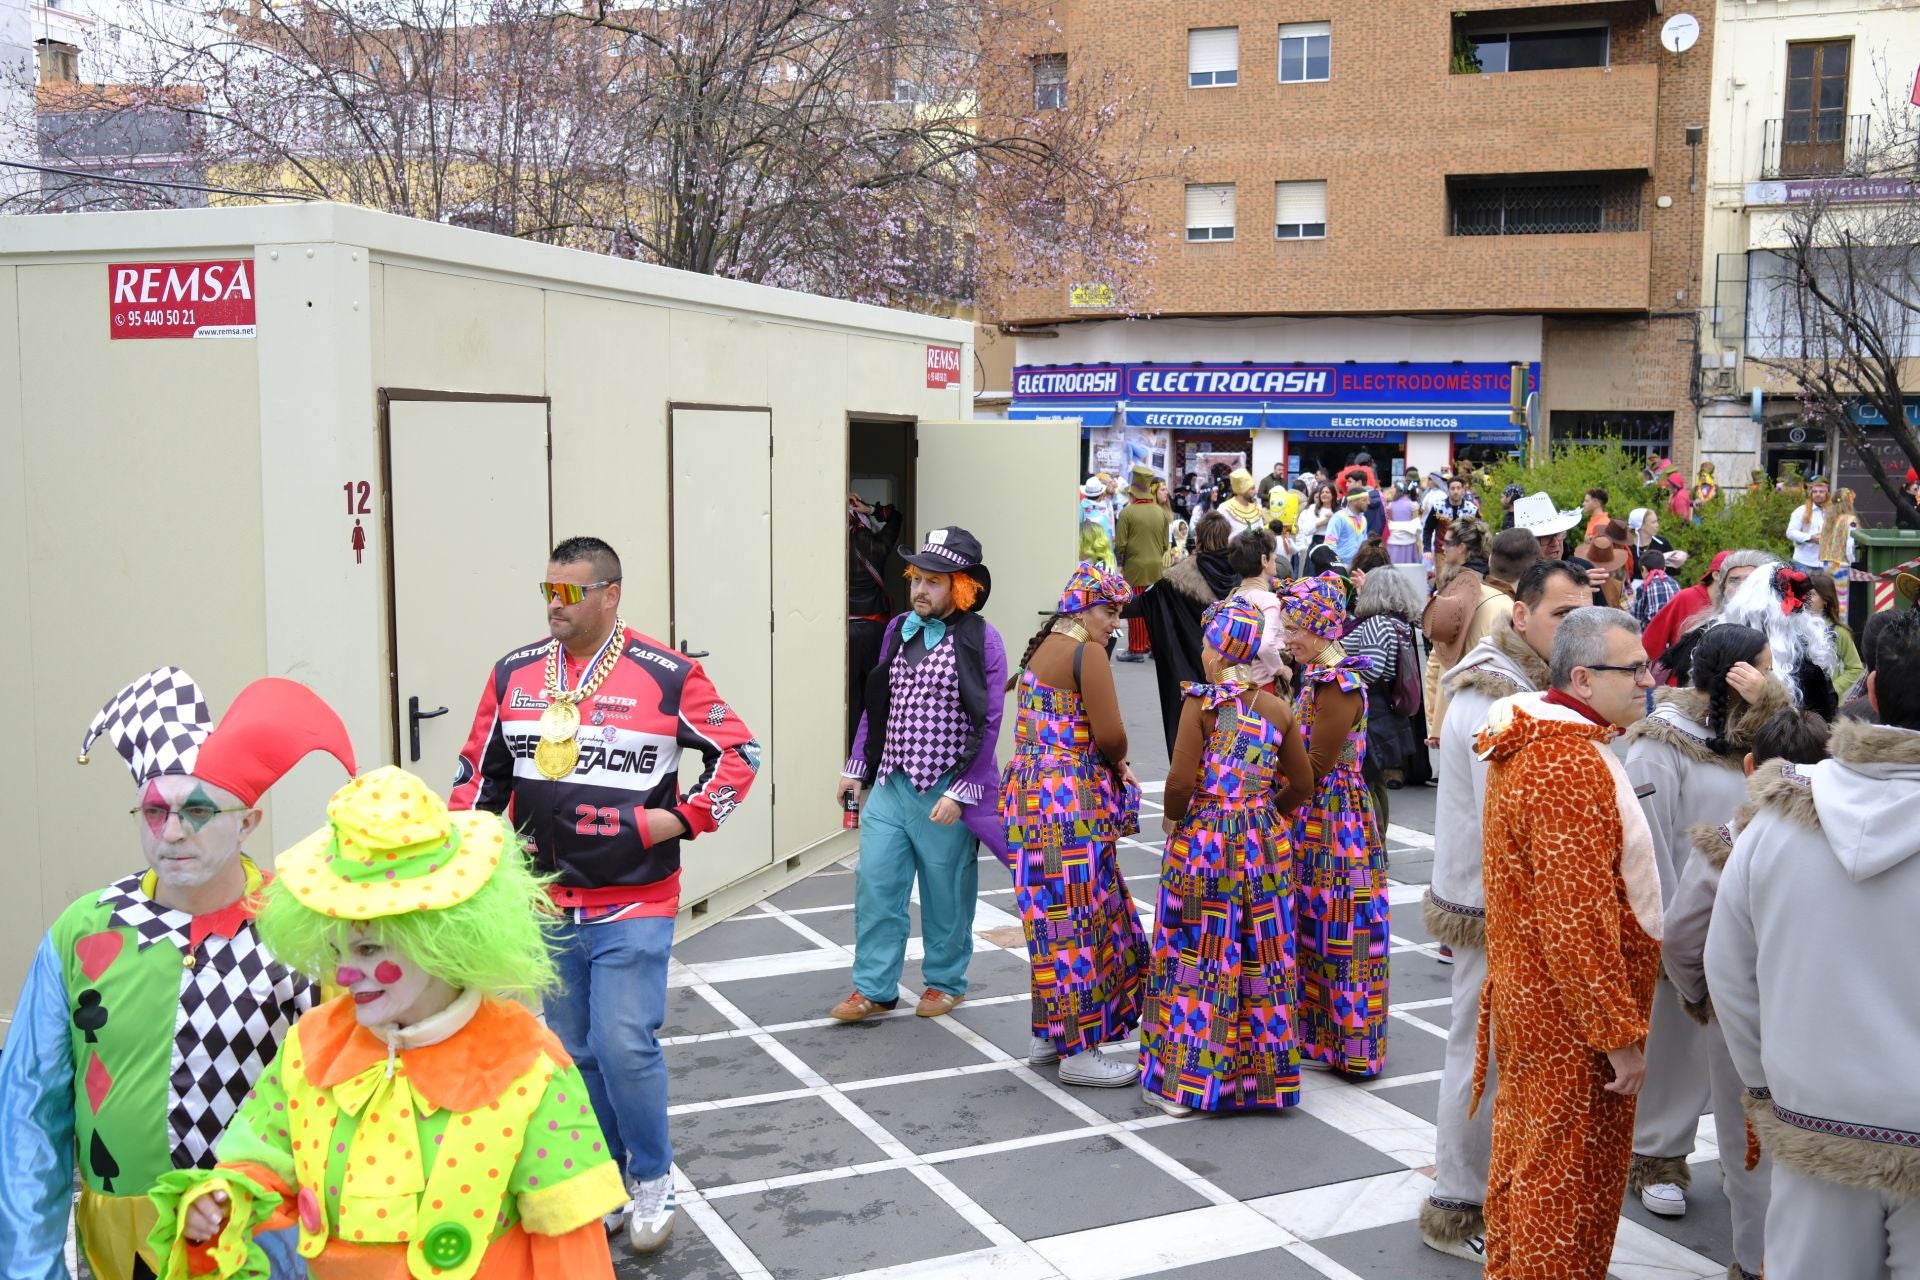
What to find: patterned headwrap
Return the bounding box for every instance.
[1279,574,1348,642]
[1056,561,1134,615]
[1201,598,1263,663]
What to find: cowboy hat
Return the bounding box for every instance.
[1080,477,1107,500]
[898,526,993,609]
[1575,521,1631,573]
[1513,492,1581,538]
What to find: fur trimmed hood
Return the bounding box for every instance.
[1443,616,1547,703]
[1624,678,1796,766]
[1688,818,1737,870]
[1747,721,1920,881]
[1164,551,1237,606]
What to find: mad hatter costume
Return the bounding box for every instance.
[1001,564,1148,1087]
[839,528,1008,1020]
[147,767,627,1279]
[0,669,354,1280]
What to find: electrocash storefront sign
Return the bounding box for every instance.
[1009,361,1538,436]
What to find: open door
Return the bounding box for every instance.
[671,407,775,905]
[914,419,1082,755]
[385,394,551,777]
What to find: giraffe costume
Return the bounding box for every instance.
[1474,692,1662,1280]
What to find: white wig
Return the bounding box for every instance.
[1711,561,1838,702]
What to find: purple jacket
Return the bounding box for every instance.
[845,611,1009,861]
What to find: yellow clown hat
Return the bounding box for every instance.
[278,765,508,919]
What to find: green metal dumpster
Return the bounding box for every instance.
[1854,528,1920,577]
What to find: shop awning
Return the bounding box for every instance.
[1123,404,1264,430]
[1008,402,1118,426]
[1261,405,1517,434]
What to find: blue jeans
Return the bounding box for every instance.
[851,772,980,1002]
[546,914,675,1184]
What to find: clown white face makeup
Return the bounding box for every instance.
[336,928,459,1029]
[136,775,259,913]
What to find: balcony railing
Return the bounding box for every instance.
[1762,115,1871,179]
[1449,174,1644,236]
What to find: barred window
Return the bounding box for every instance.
[1033,54,1067,111]
[1448,173,1642,236]
[1549,411,1673,463]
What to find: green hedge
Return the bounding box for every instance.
[1475,443,1796,583]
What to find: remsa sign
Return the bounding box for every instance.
[108,260,257,340]
[925,344,962,389]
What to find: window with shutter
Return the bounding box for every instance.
[1279,22,1330,83]
[1275,181,1327,239]
[1185,184,1236,241]
[1188,28,1239,87]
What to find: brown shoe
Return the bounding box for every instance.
[829,991,898,1022]
[915,988,965,1018]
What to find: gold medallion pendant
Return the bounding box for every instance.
[534,735,580,780]
[539,698,580,742]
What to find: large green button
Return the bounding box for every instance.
[420,1222,471,1268]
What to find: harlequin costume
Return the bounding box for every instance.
[1282,578,1389,1078]
[1706,718,1920,1280]
[1002,564,1148,1077]
[146,767,628,1279]
[1140,600,1314,1113]
[1474,692,1663,1280]
[0,669,354,1280]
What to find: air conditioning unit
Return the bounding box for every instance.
[1702,367,1736,394]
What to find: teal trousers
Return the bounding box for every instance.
[852,772,980,1001]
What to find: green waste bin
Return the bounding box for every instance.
[1854,528,1920,577]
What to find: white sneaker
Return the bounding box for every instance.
[1640,1182,1687,1217]
[1058,1049,1141,1088]
[1420,1231,1487,1264]
[626,1173,676,1253]
[1028,1035,1060,1065]
[1143,1089,1195,1117]
[602,1193,633,1234]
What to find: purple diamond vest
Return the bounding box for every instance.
[879,636,969,792]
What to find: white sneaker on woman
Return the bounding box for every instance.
[1058,1049,1140,1088]
[1028,1035,1061,1065]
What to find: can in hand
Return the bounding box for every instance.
[842,791,861,830]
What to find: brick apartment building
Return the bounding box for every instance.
[983,0,1715,487]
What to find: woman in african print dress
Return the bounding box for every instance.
[1282,575,1391,1078]
[1139,598,1313,1117]
[1000,563,1150,1089]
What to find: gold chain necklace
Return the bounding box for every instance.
[534,618,625,779]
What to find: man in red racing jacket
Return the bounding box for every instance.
[451,536,758,1257]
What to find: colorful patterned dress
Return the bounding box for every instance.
[1292,658,1391,1076]
[1001,670,1148,1055]
[1140,684,1300,1112]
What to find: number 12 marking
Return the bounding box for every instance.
[343,480,371,514]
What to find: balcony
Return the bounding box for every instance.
[1442,63,1659,175]
[1762,115,1871,179]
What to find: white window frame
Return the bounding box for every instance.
[1188,28,1240,88]
[1033,53,1067,111]
[1185,183,1236,241]
[1274,180,1328,239]
[1463,22,1611,74]
[1278,22,1331,84]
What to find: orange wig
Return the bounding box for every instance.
[903,565,982,613]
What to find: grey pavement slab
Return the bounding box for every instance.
[1145,1247,1331,1279]
[911,945,1033,999]
[767,869,861,910]
[1389,957,1456,1006]
[947,995,1036,1057]
[1136,1107,1405,1200]
[938,1133,1211,1239]
[675,915,826,964]
[851,1067,1093,1155]
[672,1095,890,1188]
[804,904,919,946]
[1619,1164,1739,1265]
[665,1034,800,1105]
[706,1172,992,1280]
[1314,1219,1494,1278]
[1369,1077,1441,1124]
[612,1213,730,1278]
[661,985,742,1039]
[1379,1021,1449,1077]
[704,964,872,1026]
[773,1014,999,1084]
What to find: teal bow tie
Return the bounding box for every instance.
[901,614,947,649]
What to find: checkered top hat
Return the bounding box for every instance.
[899,526,993,610]
[80,668,357,802]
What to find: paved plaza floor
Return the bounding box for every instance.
[618,662,1740,1280]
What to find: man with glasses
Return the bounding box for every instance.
[0,668,354,1280]
[451,535,762,1256]
[1474,609,1660,1279]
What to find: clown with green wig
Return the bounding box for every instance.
[147,767,627,1279]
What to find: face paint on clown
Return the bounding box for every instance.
[136,774,261,911]
[334,927,460,1028]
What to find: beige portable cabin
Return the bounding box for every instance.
[0,202,1077,1015]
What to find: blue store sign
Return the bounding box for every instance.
[1010,361,1539,435]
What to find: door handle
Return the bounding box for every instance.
[677,640,712,658]
[408,696,449,763]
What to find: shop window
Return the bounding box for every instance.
[1549,410,1673,462]
[1033,54,1067,111]
[1275,180,1327,239]
[1279,22,1330,83]
[1455,25,1608,74]
[1185,183,1236,241]
[1188,28,1239,88]
[1449,172,1643,236]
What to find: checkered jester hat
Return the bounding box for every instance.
[80,667,356,802]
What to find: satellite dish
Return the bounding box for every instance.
[1660,13,1700,54]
